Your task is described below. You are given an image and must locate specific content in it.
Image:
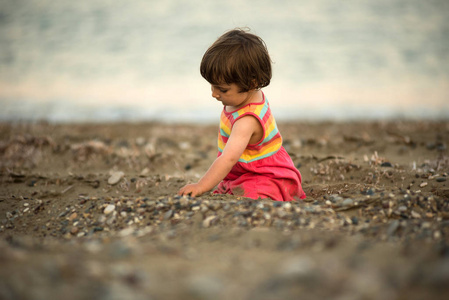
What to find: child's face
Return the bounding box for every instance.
[211,83,255,109]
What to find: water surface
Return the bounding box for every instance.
[1,0,448,122]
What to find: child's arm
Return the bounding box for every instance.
[178,116,260,197]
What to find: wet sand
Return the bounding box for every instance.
[0,121,448,300]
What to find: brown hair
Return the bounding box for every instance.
[200,28,272,92]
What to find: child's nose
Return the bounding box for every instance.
[211,87,219,98]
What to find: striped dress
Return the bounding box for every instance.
[214,94,306,201]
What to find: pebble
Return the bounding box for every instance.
[203,215,219,228]
[411,211,421,219]
[188,274,224,299]
[434,231,442,240]
[329,194,343,202]
[436,177,447,182]
[387,220,400,236]
[68,212,78,221]
[398,206,408,212]
[119,227,134,237]
[93,226,104,232]
[140,168,150,177]
[280,256,314,277]
[8,178,445,248]
[342,199,354,207]
[108,171,124,185]
[420,182,428,188]
[135,137,146,146]
[104,204,115,215]
[70,226,79,235]
[163,210,174,220]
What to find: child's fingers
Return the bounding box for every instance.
[178,186,187,195]
[181,190,192,196]
[178,184,203,197]
[178,185,193,196]
[178,189,189,196]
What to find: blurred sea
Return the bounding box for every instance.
[0,0,448,123]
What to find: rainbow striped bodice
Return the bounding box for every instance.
[217,95,282,163]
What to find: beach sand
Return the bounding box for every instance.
[1,121,448,299]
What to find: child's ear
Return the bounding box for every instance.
[250,79,258,90]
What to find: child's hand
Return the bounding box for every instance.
[178,183,205,197]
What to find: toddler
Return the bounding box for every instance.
[178,28,306,201]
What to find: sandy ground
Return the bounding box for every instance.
[0,121,448,300]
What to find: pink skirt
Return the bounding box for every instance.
[214,147,306,201]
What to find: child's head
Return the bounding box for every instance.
[200,28,272,92]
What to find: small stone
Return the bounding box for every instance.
[70,226,79,235]
[140,168,150,177]
[280,256,315,276]
[188,274,224,299]
[58,210,69,218]
[426,142,436,150]
[209,202,222,211]
[436,177,447,182]
[108,171,124,185]
[164,210,174,220]
[119,227,134,237]
[342,198,354,207]
[200,205,209,213]
[422,222,431,229]
[398,205,408,212]
[104,204,115,215]
[437,143,447,151]
[277,210,288,219]
[93,226,104,232]
[136,137,146,146]
[98,215,107,223]
[179,141,191,150]
[68,212,78,221]
[411,211,421,219]
[420,182,428,188]
[381,162,393,167]
[361,188,375,196]
[27,180,37,187]
[203,216,218,228]
[329,194,343,202]
[387,220,400,236]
